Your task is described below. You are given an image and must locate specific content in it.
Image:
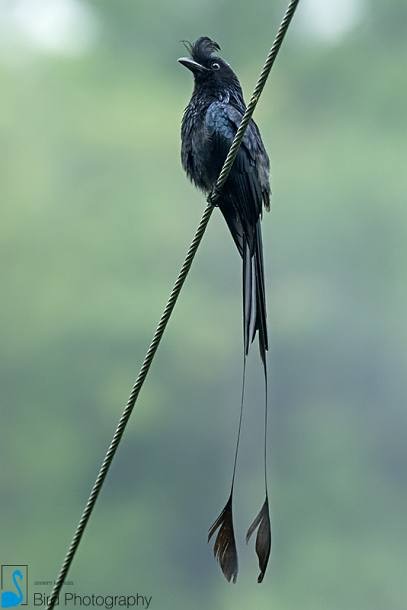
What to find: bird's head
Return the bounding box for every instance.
[178,37,241,95]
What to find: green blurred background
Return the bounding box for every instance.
[1,0,406,608]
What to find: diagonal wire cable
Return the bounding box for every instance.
[47,1,299,607]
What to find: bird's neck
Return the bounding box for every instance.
[192,83,245,109]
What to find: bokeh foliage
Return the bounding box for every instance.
[1,1,406,609]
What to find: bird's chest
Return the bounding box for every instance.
[181,103,220,193]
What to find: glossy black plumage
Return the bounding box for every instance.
[179,37,271,583]
[180,37,270,359]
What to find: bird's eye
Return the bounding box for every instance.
[211,62,220,71]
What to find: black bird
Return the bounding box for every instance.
[178,37,271,584]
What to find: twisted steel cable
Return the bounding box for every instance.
[47,2,299,607]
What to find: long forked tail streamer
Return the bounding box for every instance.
[208,493,238,583]
[210,219,271,583]
[47,2,300,607]
[208,354,247,582]
[246,361,271,583]
[244,223,272,583]
[246,495,271,583]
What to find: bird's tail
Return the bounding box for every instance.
[242,221,272,583]
[209,217,271,584]
[243,221,268,363]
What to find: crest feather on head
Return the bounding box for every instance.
[182,37,221,63]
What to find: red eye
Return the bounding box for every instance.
[211,62,220,71]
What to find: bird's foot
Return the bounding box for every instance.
[207,191,219,207]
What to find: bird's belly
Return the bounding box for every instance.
[189,132,224,193]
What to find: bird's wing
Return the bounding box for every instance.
[205,102,270,249]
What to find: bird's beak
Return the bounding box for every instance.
[178,57,208,74]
